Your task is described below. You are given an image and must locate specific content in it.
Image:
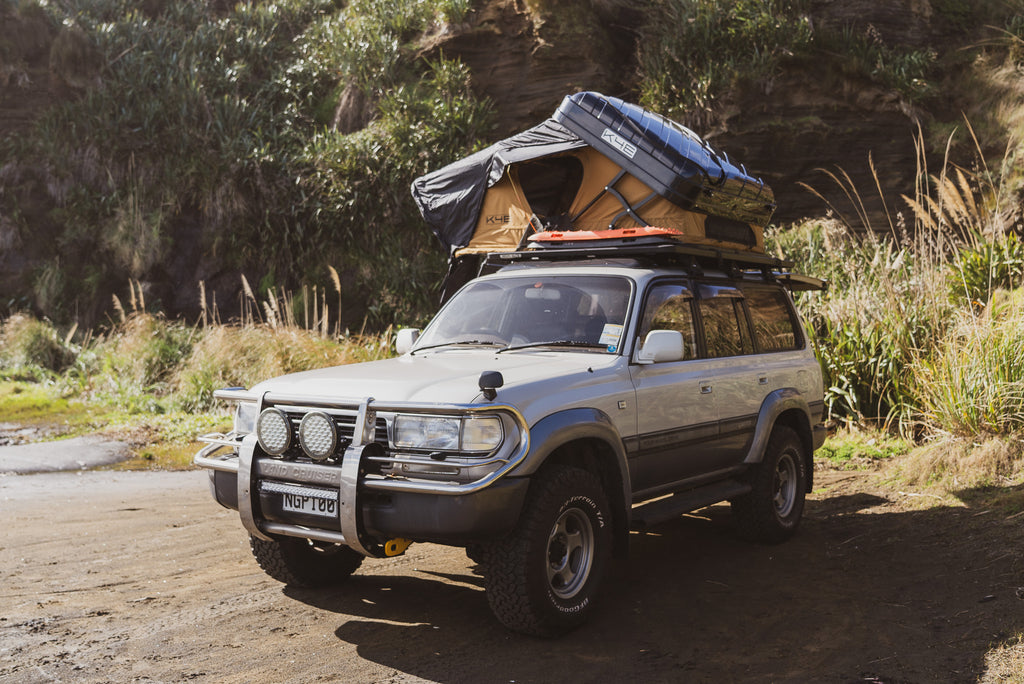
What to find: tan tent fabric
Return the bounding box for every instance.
[456,170,534,255]
[455,146,764,257]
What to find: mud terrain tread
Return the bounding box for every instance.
[250,535,363,587]
[481,465,611,637]
[731,425,807,544]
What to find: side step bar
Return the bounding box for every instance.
[631,479,751,529]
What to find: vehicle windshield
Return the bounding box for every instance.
[414,275,632,354]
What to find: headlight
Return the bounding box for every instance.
[461,416,503,451]
[393,415,503,452]
[394,415,460,450]
[233,401,258,435]
[257,408,292,456]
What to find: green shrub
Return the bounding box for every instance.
[93,314,197,406]
[2,0,492,328]
[826,25,936,101]
[172,324,394,411]
[953,231,1024,305]
[637,0,813,128]
[0,313,74,374]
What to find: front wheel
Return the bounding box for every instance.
[481,465,612,637]
[731,425,807,544]
[250,535,364,587]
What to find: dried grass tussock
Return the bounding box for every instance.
[896,436,1024,490]
[980,633,1024,684]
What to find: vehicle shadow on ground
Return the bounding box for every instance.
[286,485,1024,684]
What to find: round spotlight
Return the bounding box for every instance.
[299,411,337,461]
[257,408,291,456]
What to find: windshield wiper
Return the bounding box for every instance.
[498,340,607,353]
[410,340,504,355]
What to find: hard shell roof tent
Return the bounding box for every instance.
[411,92,777,301]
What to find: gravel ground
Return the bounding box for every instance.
[1,463,1022,683]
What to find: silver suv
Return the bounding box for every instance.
[195,240,825,637]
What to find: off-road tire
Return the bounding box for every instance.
[249,535,364,587]
[481,465,612,637]
[731,425,807,544]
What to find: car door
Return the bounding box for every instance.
[628,280,726,497]
[693,282,761,464]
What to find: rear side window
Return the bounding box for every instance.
[698,285,753,358]
[743,286,801,352]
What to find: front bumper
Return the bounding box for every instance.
[194,396,530,556]
[206,465,528,544]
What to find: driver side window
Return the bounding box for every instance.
[638,283,696,359]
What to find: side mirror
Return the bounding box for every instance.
[636,330,685,364]
[395,328,420,355]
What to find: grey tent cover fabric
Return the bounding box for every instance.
[410,119,585,254]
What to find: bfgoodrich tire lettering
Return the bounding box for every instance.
[481,465,612,637]
[250,535,364,587]
[731,425,807,544]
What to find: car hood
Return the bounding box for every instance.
[250,349,621,406]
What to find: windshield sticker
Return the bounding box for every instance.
[598,324,623,346]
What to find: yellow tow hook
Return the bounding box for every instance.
[384,537,412,557]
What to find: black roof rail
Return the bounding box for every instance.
[483,237,827,291]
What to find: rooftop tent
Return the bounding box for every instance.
[411,92,776,299]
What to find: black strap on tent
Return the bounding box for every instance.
[607,189,656,229]
[568,169,624,223]
[567,168,659,230]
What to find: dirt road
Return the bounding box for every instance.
[1,466,1022,683]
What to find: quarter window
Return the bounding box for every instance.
[744,286,800,352]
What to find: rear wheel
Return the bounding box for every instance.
[481,465,611,637]
[731,425,807,543]
[250,535,364,587]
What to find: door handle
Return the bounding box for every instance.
[758,375,768,385]
[699,382,712,394]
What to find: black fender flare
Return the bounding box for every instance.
[744,388,814,465]
[511,408,633,547]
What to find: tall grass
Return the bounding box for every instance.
[1,271,398,415]
[913,292,1024,438]
[781,124,1024,441]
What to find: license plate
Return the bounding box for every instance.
[281,492,337,518]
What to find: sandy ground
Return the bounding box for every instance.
[1,463,1022,683]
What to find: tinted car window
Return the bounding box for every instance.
[638,283,696,359]
[744,286,800,352]
[699,288,753,358]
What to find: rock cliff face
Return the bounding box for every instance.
[415,0,993,225]
[0,0,1014,322]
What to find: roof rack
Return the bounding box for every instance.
[484,236,827,291]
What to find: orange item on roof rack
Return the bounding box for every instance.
[529,227,685,242]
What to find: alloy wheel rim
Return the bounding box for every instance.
[773,452,798,518]
[546,507,594,600]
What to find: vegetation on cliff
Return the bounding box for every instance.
[1,0,1024,482]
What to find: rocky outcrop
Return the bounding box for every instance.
[418,0,639,136]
